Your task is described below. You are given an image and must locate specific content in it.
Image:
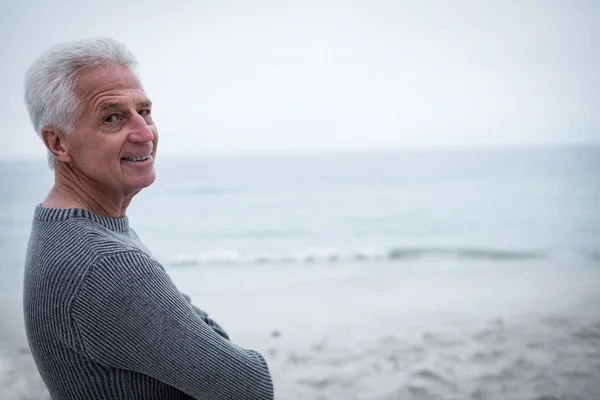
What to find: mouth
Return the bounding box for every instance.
[121,154,152,162]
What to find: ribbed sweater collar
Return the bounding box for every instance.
[34,204,129,233]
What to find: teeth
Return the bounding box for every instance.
[123,155,150,162]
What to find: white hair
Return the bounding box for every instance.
[24,38,138,168]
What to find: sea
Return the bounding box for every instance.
[1,145,599,296]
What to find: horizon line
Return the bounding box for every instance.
[1,141,599,162]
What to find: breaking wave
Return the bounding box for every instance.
[168,246,597,268]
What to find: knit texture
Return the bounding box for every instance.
[23,205,274,400]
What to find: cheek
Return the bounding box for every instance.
[70,136,119,169]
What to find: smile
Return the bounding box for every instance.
[122,155,151,162]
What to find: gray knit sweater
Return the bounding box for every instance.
[23,205,274,400]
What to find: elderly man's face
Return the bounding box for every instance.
[64,65,158,196]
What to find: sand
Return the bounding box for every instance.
[2,261,600,400]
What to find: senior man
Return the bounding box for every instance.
[23,38,274,400]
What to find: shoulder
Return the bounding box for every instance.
[88,249,166,284]
[29,214,144,269]
[24,212,157,302]
[72,249,182,333]
[71,249,170,322]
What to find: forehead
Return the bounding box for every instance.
[76,65,146,109]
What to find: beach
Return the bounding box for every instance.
[1,147,599,399]
[2,0,600,395]
[172,261,600,400]
[2,259,599,400]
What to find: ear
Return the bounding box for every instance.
[41,127,73,163]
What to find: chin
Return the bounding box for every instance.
[130,171,157,190]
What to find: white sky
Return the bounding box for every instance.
[1,0,599,159]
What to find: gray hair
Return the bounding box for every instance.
[24,38,138,168]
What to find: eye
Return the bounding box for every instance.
[104,114,122,123]
[138,109,151,117]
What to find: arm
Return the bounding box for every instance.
[181,293,230,340]
[71,251,273,400]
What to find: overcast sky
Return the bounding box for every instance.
[1,0,599,159]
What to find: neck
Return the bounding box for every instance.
[43,163,135,218]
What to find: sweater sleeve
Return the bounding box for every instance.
[70,251,274,400]
[181,293,231,340]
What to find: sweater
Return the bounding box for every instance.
[23,205,274,400]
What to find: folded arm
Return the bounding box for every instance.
[181,293,230,340]
[71,251,273,400]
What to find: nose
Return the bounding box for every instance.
[127,113,154,144]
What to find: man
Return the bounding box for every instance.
[23,38,274,400]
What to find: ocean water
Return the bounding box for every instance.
[1,145,599,296]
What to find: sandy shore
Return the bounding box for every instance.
[2,261,600,400]
[262,315,600,400]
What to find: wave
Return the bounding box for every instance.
[388,247,543,261]
[167,246,596,268]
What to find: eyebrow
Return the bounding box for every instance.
[99,99,152,111]
[100,102,126,111]
[138,100,152,108]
